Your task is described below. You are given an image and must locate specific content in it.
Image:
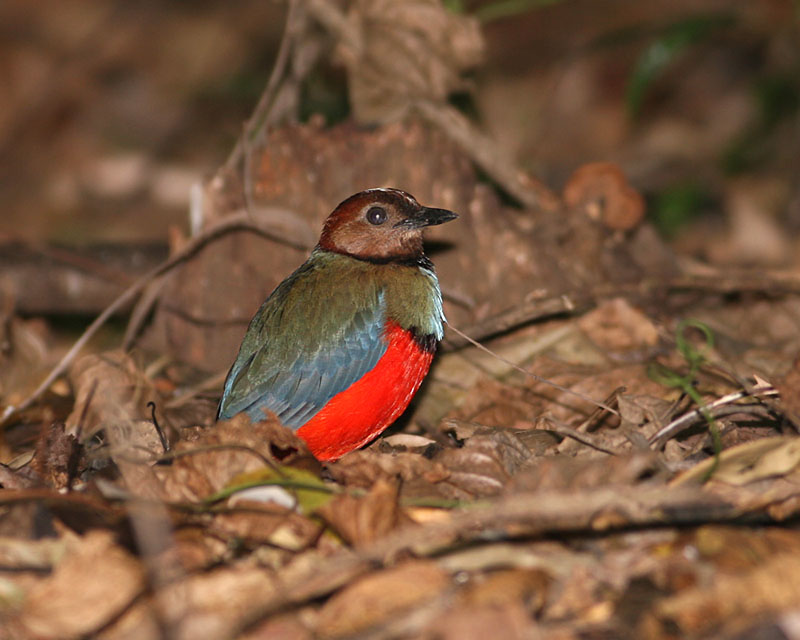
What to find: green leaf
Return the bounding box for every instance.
[208,465,337,513]
[649,320,722,480]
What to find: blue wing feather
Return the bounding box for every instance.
[218,285,388,429]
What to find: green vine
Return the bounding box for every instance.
[649,319,722,480]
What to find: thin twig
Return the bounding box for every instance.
[3,210,311,421]
[575,386,624,433]
[539,416,620,455]
[224,0,300,173]
[648,385,780,447]
[122,270,171,349]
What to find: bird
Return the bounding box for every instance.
[216,188,458,461]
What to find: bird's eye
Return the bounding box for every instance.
[366,206,387,225]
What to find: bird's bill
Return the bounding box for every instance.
[394,206,458,229]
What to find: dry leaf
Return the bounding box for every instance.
[314,560,449,638]
[327,449,450,491]
[65,350,165,497]
[65,350,162,446]
[0,317,53,409]
[459,568,551,613]
[141,565,279,640]
[155,413,316,502]
[435,429,532,498]
[212,507,323,551]
[671,436,800,487]
[20,530,145,639]
[653,551,800,635]
[422,602,533,640]
[775,355,800,420]
[244,614,312,640]
[316,475,403,547]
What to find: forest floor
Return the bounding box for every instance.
[2,2,800,638]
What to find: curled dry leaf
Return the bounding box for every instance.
[314,560,450,638]
[19,530,144,639]
[617,393,674,434]
[336,0,484,124]
[65,350,167,497]
[326,449,450,492]
[670,436,800,487]
[316,475,405,547]
[563,162,645,232]
[434,429,533,498]
[155,413,317,502]
[329,428,532,503]
[65,350,162,447]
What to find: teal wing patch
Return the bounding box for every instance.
[217,273,388,429]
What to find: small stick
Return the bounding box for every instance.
[224,0,300,173]
[540,416,620,455]
[648,385,779,447]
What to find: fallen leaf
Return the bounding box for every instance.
[20,530,145,639]
[65,350,166,497]
[671,436,800,486]
[422,602,532,640]
[435,429,532,498]
[223,465,334,514]
[155,413,317,502]
[654,551,800,635]
[316,476,404,547]
[314,560,449,638]
[459,568,551,613]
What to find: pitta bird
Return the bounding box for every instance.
[217,188,457,460]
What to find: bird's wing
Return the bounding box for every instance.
[217,286,388,429]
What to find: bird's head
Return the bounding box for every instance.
[317,188,457,262]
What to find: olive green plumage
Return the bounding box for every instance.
[217,248,444,426]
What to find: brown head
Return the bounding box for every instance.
[317,188,457,262]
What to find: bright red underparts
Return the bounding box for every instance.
[296,321,434,461]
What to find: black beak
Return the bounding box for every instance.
[395,206,458,229]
